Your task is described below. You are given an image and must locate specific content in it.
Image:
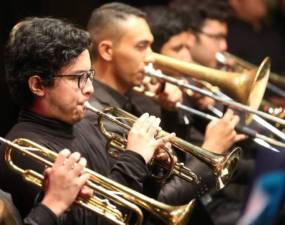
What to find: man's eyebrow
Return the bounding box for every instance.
[67,69,90,74]
[172,44,184,50]
[137,40,151,44]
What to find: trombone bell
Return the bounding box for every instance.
[152,52,270,112]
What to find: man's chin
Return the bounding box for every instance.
[70,112,84,124]
[134,79,144,87]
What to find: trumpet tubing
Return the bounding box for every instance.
[0,137,194,225]
[84,102,241,190]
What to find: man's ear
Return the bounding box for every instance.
[28,75,46,97]
[98,40,113,61]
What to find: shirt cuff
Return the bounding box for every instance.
[112,150,149,182]
[24,203,58,225]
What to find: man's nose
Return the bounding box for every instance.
[82,78,94,96]
[144,48,155,64]
[219,39,228,52]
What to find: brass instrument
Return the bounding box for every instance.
[84,102,241,190]
[215,51,285,137]
[134,73,285,148]
[216,51,285,113]
[216,51,285,90]
[153,52,269,111]
[149,53,285,127]
[0,137,195,225]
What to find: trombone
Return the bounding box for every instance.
[84,102,241,190]
[0,137,194,225]
[141,64,285,149]
[150,53,285,127]
[215,51,285,140]
[216,51,285,97]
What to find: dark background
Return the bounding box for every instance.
[0,0,170,136]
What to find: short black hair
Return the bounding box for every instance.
[170,0,231,34]
[143,6,186,52]
[5,17,91,107]
[87,2,146,59]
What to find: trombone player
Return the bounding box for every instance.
[0,17,173,225]
[169,1,280,224]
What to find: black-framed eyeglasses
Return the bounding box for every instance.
[197,30,227,41]
[56,69,95,89]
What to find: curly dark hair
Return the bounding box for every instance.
[5,17,91,107]
[142,6,186,52]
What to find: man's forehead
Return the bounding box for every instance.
[118,16,153,42]
[202,19,227,32]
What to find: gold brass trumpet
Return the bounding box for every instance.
[0,137,195,225]
[84,102,241,190]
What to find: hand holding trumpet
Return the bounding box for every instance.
[127,113,175,163]
[42,149,91,216]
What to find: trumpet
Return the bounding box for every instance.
[0,137,195,225]
[84,102,241,190]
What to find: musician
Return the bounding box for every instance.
[143,5,246,150]
[86,4,245,225]
[142,5,251,225]
[0,17,171,225]
[169,1,272,224]
[0,149,89,225]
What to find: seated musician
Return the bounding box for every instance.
[0,149,89,225]
[0,17,171,225]
[86,3,245,225]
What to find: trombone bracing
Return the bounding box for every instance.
[0,137,194,225]
[140,64,285,148]
[84,102,241,190]
[215,51,285,142]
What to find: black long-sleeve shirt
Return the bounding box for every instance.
[0,189,57,225]
[0,110,148,225]
[87,80,217,225]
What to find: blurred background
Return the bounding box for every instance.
[0,0,284,136]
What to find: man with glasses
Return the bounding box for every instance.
[169,1,263,225]
[1,17,171,225]
[174,0,229,69]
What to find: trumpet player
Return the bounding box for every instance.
[0,149,90,225]
[86,3,244,225]
[0,17,172,225]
